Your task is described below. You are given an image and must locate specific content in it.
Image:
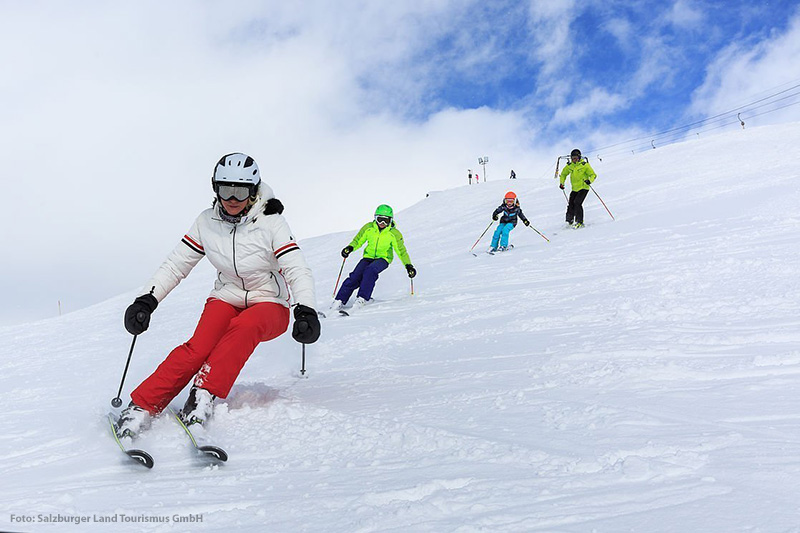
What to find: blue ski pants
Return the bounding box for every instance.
[336,258,390,303]
[491,223,514,248]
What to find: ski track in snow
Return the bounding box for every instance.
[2,124,800,531]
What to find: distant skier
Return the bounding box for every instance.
[331,204,416,311]
[489,191,529,252]
[116,153,320,438]
[509,169,516,180]
[468,169,473,185]
[559,148,597,228]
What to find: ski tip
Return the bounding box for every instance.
[338,310,349,317]
[199,445,228,462]
[127,449,155,469]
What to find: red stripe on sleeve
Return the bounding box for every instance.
[274,242,298,254]
[184,235,204,251]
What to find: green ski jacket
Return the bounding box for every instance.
[349,222,412,265]
[559,160,597,192]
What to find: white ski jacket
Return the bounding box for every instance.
[139,183,316,310]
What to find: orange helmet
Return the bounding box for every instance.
[504,191,516,201]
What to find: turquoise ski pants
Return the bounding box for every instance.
[491,223,514,248]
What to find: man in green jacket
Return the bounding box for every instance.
[559,148,597,228]
[332,204,416,310]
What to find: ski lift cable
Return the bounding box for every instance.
[588,83,800,155]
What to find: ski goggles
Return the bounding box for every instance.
[375,215,392,225]
[216,183,255,202]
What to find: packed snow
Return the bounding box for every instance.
[2,123,800,532]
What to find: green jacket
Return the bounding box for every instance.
[349,222,412,265]
[559,159,597,191]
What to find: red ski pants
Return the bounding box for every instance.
[131,298,290,414]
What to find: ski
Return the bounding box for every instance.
[487,244,514,255]
[168,408,228,462]
[108,414,154,469]
[338,310,350,317]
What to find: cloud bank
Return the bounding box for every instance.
[0,1,798,324]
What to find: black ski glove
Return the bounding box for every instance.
[523,219,530,226]
[492,214,498,221]
[559,183,565,190]
[584,179,591,185]
[341,245,354,258]
[124,294,158,335]
[405,264,417,278]
[292,304,321,344]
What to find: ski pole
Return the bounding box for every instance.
[527,224,550,243]
[111,328,142,408]
[332,256,347,298]
[296,321,308,376]
[555,156,568,202]
[469,221,495,252]
[590,185,615,220]
[410,278,414,295]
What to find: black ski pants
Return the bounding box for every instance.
[566,189,590,224]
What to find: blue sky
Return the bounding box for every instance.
[350,1,800,145]
[1,0,799,325]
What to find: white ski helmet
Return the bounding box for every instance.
[212,152,261,189]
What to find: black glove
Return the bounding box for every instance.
[124,294,158,335]
[292,304,321,344]
[523,219,530,226]
[492,214,498,221]
[341,245,354,258]
[406,264,417,278]
[559,183,565,190]
[584,179,591,185]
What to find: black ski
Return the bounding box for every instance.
[168,408,228,462]
[108,414,154,469]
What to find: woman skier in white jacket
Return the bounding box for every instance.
[116,153,320,437]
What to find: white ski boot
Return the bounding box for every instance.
[116,403,151,439]
[180,387,216,427]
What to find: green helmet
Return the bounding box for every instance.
[374,204,394,218]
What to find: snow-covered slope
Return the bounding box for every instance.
[2,123,800,532]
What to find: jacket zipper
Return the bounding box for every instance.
[372,227,384,258]
[231,225,250,307]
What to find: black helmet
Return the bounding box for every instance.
[570,148,581,158]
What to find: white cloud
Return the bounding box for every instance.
[689,9,800,124]
[0,1,553,324]
[666,0,705,30]
[551,88,627,123]
[525,0,579,77]
[604,17,634,50]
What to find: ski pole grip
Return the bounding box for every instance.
[297,321,309,333]
[136,311,147,323]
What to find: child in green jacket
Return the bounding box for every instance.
[332,204,416,310]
